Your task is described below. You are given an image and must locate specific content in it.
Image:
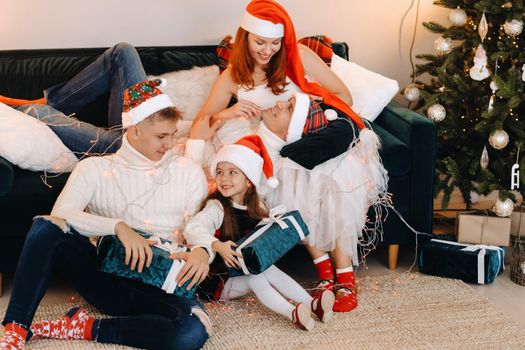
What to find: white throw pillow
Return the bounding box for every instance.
[149,65,219,122]
[330,54,399,122]
[0,102,78,173]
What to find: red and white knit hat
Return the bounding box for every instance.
[240,0,365,129]
[122,79,174,128]
[210,135,279,190]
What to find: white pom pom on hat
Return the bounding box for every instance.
[324,109,339,121]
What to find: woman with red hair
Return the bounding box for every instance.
[193,0,387,313]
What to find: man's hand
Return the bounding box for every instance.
[212,240,243,269]
[189,114,222,140]
[170,247,210,290]
[114,222,156,273]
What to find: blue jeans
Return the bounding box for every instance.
[44,42,147,127]
[2,217,209,350]
[16,104,122,156]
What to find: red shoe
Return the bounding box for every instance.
[311,279,334,299]
[333,287,358,312]
[311,289,335,323]
[291,303,314,331]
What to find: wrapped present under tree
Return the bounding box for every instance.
[456,210,511,246]
[419,238,505,284]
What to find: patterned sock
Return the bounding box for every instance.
[333,266,358,312]
[29,307,99,341]
[312,255,335,297]
[0,323,28,350]
[0,95,46,107]
[30,315,69,340]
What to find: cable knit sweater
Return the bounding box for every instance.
[51,134,208,241]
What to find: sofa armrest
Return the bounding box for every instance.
[373,100,436,234]
[0,156,14,196]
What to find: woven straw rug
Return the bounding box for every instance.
[1,273,524,350]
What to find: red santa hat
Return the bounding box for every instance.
[241,0,365,129]
[122,79,174,128]
[210,135,279,190]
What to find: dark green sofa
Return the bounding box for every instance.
[0,43,436,295]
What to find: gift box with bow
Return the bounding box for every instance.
[419,238,505,284]
[228,206,309,277]
[96,231,198,298]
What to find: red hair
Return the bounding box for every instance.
[245,0,365,129]
[229,27,288,95]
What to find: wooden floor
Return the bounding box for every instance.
[1,191,524,330]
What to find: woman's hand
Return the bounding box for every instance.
[212,240,243,269]
[114,222,157,273]
[189,114,222,140]
[218,100,262,121]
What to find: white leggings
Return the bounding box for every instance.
[220,265,313,320]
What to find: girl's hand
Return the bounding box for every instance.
[212,240,243,269]
[114,222,157,273]
[220,100,261,120]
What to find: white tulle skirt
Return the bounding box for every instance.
[258,123,389,266]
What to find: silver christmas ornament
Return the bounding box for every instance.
[493,198,514,217]
[403,84,420,102]
[434,37,453,55]
[489,129,509,149]
[480,146,489,169]
[522,64,525,82]
[449,7,467,27]
[490,80,498,92]
[504,19,524,37]
[469,44,490,81]
[427,104,446,122]
[479,12,488,42]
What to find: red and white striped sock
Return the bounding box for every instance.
[0,323,27,350]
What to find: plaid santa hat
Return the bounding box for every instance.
[240,0,365,129]
[210,135,279,191]
[286,92,338,144]
[122,79,174,128]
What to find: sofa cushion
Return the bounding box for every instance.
[0,102,78,173]
[370,122,410,177]
[3,168,68,201]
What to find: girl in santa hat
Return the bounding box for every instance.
[194,0,388,313]
[184,134,335,331]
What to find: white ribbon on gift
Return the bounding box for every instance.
[431,239,505,284]
[235,205,307,275]
[145,236,189,294]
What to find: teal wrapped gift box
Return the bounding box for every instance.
[228,210,309,277]
[419,238,505,284]
[96,232,198,298]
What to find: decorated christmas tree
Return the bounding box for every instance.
[407,0,525,215]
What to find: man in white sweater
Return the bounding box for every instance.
[1,79,214,350]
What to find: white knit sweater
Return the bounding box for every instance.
[52,135,208,241]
